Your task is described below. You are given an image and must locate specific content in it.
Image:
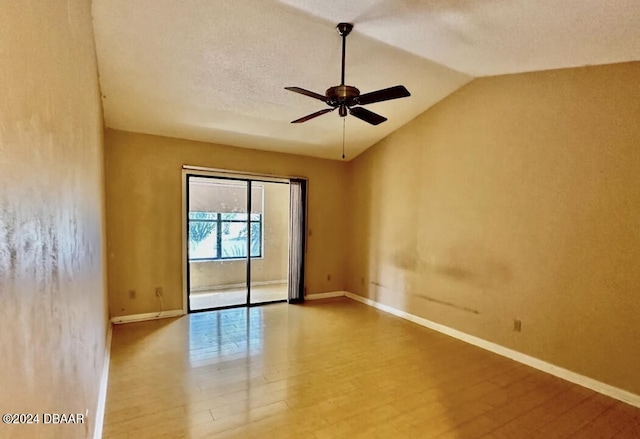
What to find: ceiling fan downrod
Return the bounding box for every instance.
[336,22,353,86]
[331,23,358,118]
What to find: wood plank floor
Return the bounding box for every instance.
[103,298,640,438]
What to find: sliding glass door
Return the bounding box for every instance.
[249,181,289,305]
[186,175,290,311]
[188,177,249,310]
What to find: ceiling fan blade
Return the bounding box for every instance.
[349,106,387,125]
[291,108,335,123]
[285,87,327,102]
[357,85,411,106]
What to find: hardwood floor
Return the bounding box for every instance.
[103,298,640,438]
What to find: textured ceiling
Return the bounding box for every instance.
[92,0,640,160]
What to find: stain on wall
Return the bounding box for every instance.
[416,295,480,315]
[0,1,108,437]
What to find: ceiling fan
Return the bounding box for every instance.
[285,23,411,126]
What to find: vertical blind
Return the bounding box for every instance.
[288,179,307,303]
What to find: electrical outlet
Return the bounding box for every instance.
[155,287,163,298]
[513,319,522,332]
[128,290,136,299]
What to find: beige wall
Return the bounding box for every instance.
[105,129,348,316]
[189,182,289,289]
[0,1,108,438]
[347,62,640,395]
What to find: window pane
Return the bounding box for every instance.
[188,221,217,259]
[250,222,261,257]
[221,212,247,221]
[189,211,217,220]
[188,214,262,260]
[221,221,247,258]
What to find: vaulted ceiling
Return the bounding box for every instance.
[92,0,640,160]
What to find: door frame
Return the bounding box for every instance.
[181,166,307,314]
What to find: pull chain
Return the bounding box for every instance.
[342,117,346,160]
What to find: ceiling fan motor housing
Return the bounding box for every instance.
[326,85,360,106]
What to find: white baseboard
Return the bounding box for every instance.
[305,291,347,300]
[190,279,287,293]
[110,309,184,324]
[93,323,112,439]
[344,292,640,408]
